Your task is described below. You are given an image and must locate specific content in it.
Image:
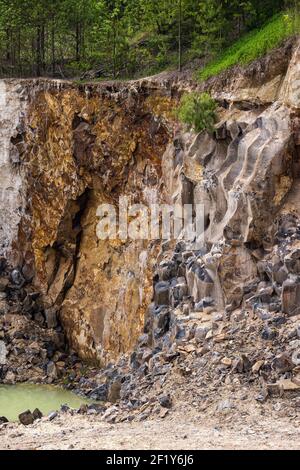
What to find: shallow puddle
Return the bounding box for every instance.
[0,383,91,421]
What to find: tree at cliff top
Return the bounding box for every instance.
[0,0,296,79]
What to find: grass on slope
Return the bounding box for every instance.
[198,12,298,82]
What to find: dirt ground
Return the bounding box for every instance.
[1,406,300,450]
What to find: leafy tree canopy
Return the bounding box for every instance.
[0,0,297,79]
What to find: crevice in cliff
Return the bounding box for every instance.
[70,189,91,289]
[47,188,91,314]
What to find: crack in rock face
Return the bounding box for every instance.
[0,40,300,367]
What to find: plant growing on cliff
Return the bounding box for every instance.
[178,92,217,133]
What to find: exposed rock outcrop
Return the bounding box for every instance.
[0,39,300,377]
[0,81,28,261]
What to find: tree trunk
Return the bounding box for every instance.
[76,21,80,62]
[6,29,11,62]
[41,24,45,72]
[36,26,41,76]
[17,28,21,76]
[113,19,117,79]
[81,21,85,60]
[178,0,182,72]
[51,22,55,76]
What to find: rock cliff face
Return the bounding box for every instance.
[2,80,176,364]
[1,39,300,368]
[0,81,27,260]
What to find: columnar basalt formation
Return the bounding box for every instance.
[154,41,300,316]
[0,39,300,372]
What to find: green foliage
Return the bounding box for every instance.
[0,1,297,79]
[198,12,298,81]
[190,0,226,56]
[178,92,218,133]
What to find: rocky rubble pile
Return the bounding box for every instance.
[65,228,300,423]
[67,188,300,421]
[2,219,300,424]
[0,258,85,385]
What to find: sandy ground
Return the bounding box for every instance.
[1,409,300,450]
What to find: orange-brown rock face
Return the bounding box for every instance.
[15,83,174,363]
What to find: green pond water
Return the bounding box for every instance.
[0,384,92,422]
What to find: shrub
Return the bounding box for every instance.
[178,92,217,133]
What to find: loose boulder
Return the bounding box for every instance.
[19,410,34,426]
[33,408,43,420]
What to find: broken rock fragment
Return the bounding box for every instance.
[282,280,300,316]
